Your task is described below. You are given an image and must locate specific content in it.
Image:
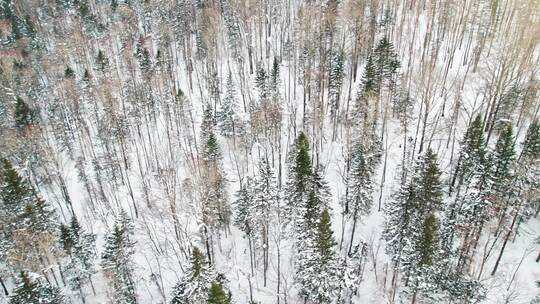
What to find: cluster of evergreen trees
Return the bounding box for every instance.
[0,157,132,303]
[382,117,540,303]
[0,159,62,303]
[233,132,367,303]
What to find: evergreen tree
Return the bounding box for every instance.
[201,131,230,232]
[170,247,215,304]
[59,223,75,252]
[436,270,486,303]
[1,159,57,235]
[344,142,374,216]
[269,57,280,95]
[412,205,486,303]
[493,125,515,179]
[296,209,341,304]
[0,159,32,219]
[416,213,439,267]
[316,209,336,262]
[383,149,443,278]
[136,46,151,73]
[0,0,12,20]
[451,118,492,269]
[340,242,368,299]
[359,55,378,97]
[233,178,254,237]
[251,159,278,249]
[255,65,268,99]
[14,96,33,129]
[417,149,443,213]
[101,211,137,304]
[8,14,26,41]
[96,50,108,71]
[283,135,340,303]
[200,103,215,150]
[491,124,515,197]
[383,182,418,265]
[531,281,540,304]
[355,55,384,155]
[251,159,279,285]
[222,0,241,61]
[77,0,90,18]
[394,89,414,126]
[207,281,230,304]
[304,167,331,228]
[64,66,75,78]
[393,186,442,302]
[328,50,344,116]
[451,115,487,192]
[518,120,540,216]
[20,198,58,234]
[373,37,400,82]
[217,72,243,137]
[0,159,58,273]
[9,272,65,304]
[344,142,373,253]
[82,69,91,82]
[521,120,540,161]
[284,132,313,227]
[60,217,96,298]
[454,173,491,232]
[203,132,221,162]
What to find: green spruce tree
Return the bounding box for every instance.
[316,209,336,263]
[296,208,342,303]
[0,159,31,218]
[269,57,280,95]
[360,55,378,97]
[255,65,268,99]
[284,132,313,227]
[416,213,439,267]
[450,115,487,193]
[521,120,540,161]
[101,211,137,304]
[492,124,515,195]
[207,281,230,304]
[217,72,243,137]
[374,36,400,81]
[418,148,443,213]
[64,65,75,78]
[14,97,33,129]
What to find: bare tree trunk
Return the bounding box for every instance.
[491,210,518,275]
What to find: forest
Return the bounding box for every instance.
[0,0,539,303]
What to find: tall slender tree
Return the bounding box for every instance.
[284,132,313,227]
[344,142,373,254]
